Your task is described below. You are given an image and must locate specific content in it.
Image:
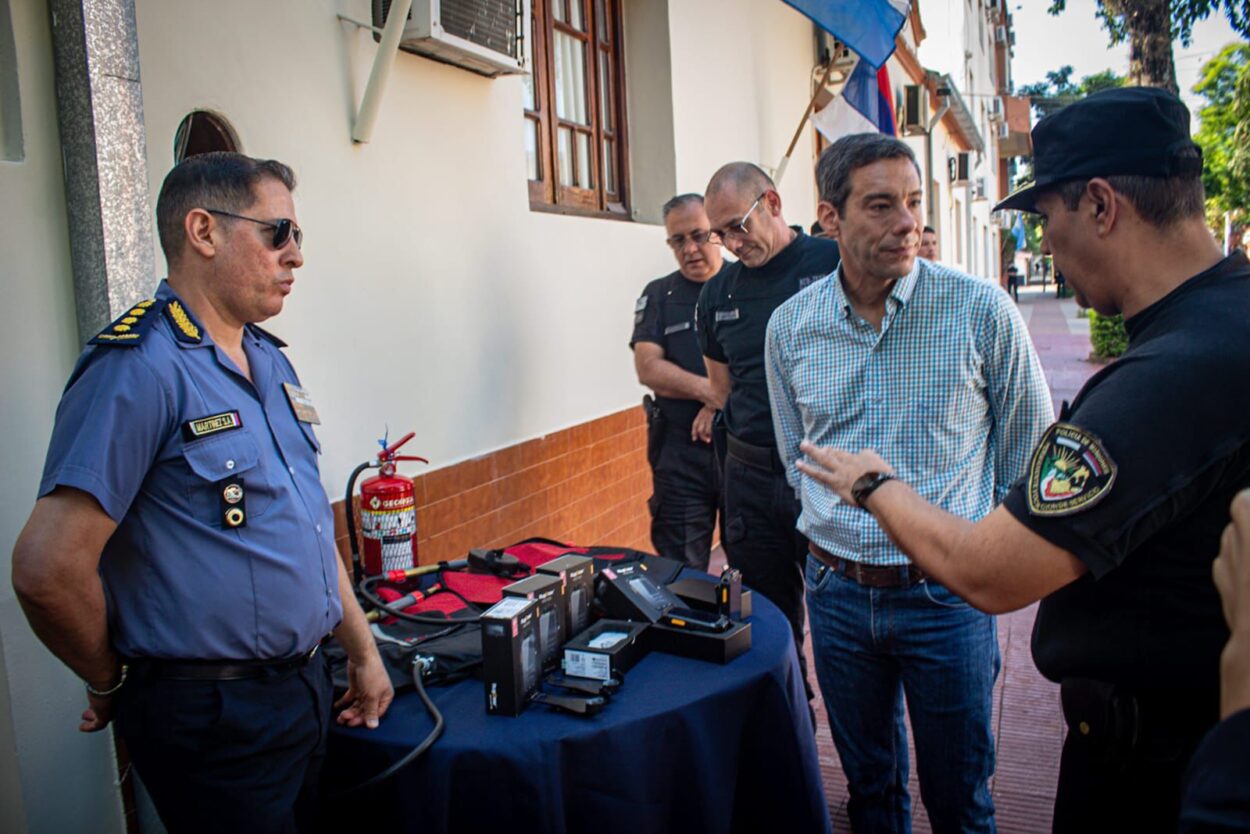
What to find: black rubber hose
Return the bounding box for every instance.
[343,461,376,585]
[325,657,445,798]
[359,570,481,626]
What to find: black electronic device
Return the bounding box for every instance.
[596,561,682,623]
[545,670,621,697]
[660,606,732,634]
[530,690,606,717]
[562,620,649,682]
[536,554,595,636]
[667,576,753,620]
[502,573,567,673]
[646,619,752,664]
[481,596,541,716]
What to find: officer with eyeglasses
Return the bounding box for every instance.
[630,194,727,571]
[695,162,840,699]
[11,151,392,833]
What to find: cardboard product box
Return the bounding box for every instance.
[596,561,682,623]
[562,619,649,682]
[536,554,594,636]
[502,573,567,672]
[667,577,753,620]
[645,619,752,664]
[481,596,541,716]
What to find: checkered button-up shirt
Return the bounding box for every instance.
[765,258,1053,566]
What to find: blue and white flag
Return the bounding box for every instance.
[783,0,911,69]
[812,60,897,142]
[1012,213,1027,250]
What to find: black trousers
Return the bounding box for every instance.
[721,448,812,699]
[647,425,721,571]
[116,651,334,834]
[1053,681,1218,834]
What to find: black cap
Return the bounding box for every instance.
[994,87,1203,213]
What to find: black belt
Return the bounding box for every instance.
[726,433,785,473]
[1060,677,1218,752]
[809,543,926,588]
[127,644,321,682]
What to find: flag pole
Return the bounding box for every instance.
[774,52,859,184]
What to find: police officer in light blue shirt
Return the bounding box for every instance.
[12,152,392,834]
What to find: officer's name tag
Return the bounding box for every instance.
[664,321,692,335]
[182,411,242,441]
[714,308,741,322]
[283,383,321,425]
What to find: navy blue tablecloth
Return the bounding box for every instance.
[321,587,830,834]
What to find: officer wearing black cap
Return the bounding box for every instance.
[631,194,725,570]
[793,86,1250,832]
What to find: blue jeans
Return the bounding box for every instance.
[805,554,999,834]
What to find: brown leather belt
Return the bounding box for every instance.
[809,543,926,588]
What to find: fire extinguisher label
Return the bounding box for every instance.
[362,505,418,573]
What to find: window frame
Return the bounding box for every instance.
[524,0,630,218]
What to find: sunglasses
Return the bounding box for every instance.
[207,209,303,250]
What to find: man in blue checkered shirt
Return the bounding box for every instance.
[765,133,1051,833]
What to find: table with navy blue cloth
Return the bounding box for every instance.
[320,586,830,834]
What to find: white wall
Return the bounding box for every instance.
[132,0,823,491]
[0,0,127,831]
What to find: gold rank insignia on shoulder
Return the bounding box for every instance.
[1026,422,1117,517]
[165,300,202,343]
[88,298,168,347]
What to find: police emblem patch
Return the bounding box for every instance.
[1026,422,1117,516]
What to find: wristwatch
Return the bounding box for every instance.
[851,471,897,510]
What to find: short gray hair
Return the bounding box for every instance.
[661,193,704,219]
[816,134,920,214]
[156,151,297,265]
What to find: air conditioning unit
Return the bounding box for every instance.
[949,152,971,184]
[902,85,929,135]
[987,96,1004,122]
[995,25,1008,44]
[997,121,1011,139]
[372,0,529,78]
[973,177,988,200]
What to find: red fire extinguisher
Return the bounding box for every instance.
[353,432,428,578]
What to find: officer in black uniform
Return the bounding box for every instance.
[631,194,725,570]
[795,87,1250,832]
[697,162,840,689]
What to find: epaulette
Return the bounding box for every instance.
[88,298,167,346]
[248,323,287,348]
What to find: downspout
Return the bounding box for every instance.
[925,93,950,229]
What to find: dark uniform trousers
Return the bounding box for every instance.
[116,650,334,834]
[647,409,721,572]
[1053,679,1219,833]
[721,435,812,698]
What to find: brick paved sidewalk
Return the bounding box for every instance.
[716,281,1101,833]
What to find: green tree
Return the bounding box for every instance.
[1194,43,1250,241]
[1048,0,1250,93]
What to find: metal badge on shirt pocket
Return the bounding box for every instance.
[182,411,243,442]
[282,382,321,424]
[218,476,246,528]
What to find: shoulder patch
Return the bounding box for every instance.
[1026,422,1117,517]
[248,323,287,348]
[88,298,167,347]
[635,295,648,313]
[164,300,202,344]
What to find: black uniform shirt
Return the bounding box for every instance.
[1002,252,1250,691]
[695,230,840,446]
[630,267,724,429]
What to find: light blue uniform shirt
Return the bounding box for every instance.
[765,258,1053,566]
[39,280,342,659]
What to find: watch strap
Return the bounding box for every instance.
[851,472,896,509]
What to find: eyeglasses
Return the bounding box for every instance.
[711,193,766,244]
[207,209,303,250]
[666,229,720,250]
